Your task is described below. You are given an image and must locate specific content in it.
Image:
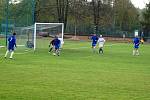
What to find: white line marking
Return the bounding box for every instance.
[15,50,33,55]
[0,46,5,48]
[68,44,119,50]
[0,50,33,56]
[17,45,25,47]
[0,45,25,48]
[0,43,124,56]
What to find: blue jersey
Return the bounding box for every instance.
[91,36,98,46]
[133,37,140,48]
[8,35,16,51]
[54,38,61,49]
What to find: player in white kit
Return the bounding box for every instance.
[97,35,105,54]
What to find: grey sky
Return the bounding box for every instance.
[87,0,149,9]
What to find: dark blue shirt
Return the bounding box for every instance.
[91,36,98,44]
[133,37,140,46]
[54,38,61,47]
[8,35,16,47]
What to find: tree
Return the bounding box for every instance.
[91,0,101,34]
[0,0,141,36]
[56,0,69,31]
[0,0,5,21]
[141,2,150,38]
[113,0,139,32]
[0,0,5,33]
[7,0,34,26]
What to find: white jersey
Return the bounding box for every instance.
[58,38,64,48]
[58,38,64,44]
[97,37,105,47]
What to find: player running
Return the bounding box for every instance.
[133,35,140,56]
[53,36,61,56]
[91,34,98,53]
[97,35,105,54]
[4,32,17,59]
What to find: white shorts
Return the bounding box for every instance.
[99,44,104,48]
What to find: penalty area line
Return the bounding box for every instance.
[15,50,32,55]
[0,46,5,48]
[0,50,32,56]
[68,43,119,50]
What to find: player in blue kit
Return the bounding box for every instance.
[91,34,98,53]
[4,32,17,59]
[133,35,140,56]
[53,36,61,56]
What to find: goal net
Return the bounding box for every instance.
[14,25,34,51]
[15,23,64,51]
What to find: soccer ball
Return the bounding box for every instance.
[53,53,56,56]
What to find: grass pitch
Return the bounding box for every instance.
[0,40,150,100]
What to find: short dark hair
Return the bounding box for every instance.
[13,32,16,35]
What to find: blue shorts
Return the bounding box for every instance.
[134,45,139,49]
[92,43,96,47]
[55,46,60,50]
[8,45,14,51]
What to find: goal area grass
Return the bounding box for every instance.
[0,40,150,100]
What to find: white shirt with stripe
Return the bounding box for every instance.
[97,37,105,47]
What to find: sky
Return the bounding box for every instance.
[87,0,149,9]
[131,0,150,9]
[10,0,21,4]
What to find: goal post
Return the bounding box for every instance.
[33,22,64,50]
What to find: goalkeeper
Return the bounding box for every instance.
[48,39,55,53]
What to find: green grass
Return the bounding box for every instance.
[0,37,6,46]
[0,40,150,100]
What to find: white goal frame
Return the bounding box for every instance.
[33,22,64,50]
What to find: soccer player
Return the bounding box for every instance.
[133,35,140,56]
[53,36,61,56]
[91,34,98,53]
[4,32,17,59]
[97,35,105,54]
[140,32,144,44]
[140,38,144,44]
[48,39,55,53]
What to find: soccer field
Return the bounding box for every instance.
[0,40,150,100]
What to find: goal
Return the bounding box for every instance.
[34,23,64,50]
[15,23,64,51]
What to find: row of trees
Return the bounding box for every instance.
[0,0,150,37]
[33,0,140,35]
[141,3,150,38]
